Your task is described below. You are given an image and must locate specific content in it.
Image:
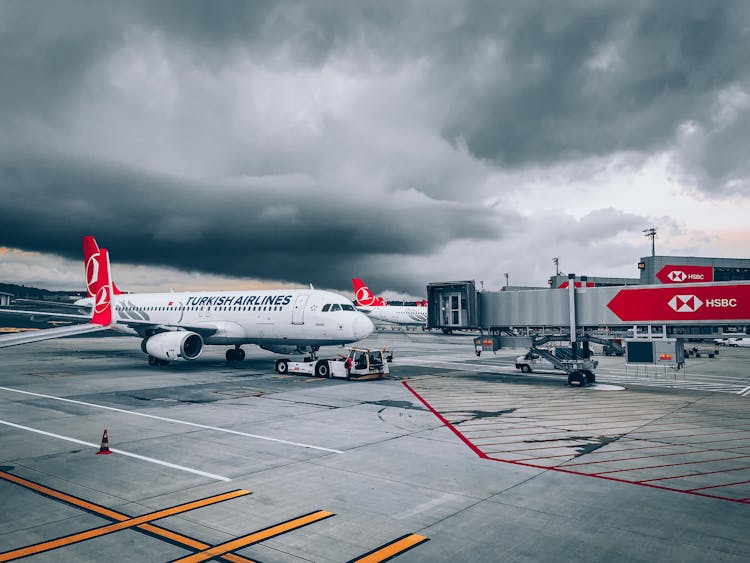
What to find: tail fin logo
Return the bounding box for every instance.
[355,285,376,306]
[94,285,110,314]
[86,252,100,297]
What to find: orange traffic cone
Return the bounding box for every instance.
[97,429,111,455]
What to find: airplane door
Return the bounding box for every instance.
[292,294,309,325]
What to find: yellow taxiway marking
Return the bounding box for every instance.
[0,471,257,562]
[349,533,430,563]
[0,472,250,563]
[171,510,335,563]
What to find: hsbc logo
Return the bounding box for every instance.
[667,271,686,282]
[668,294,738,312]
[668,295,703,312]
[667,270,705,282]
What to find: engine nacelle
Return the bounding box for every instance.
[142,331,203,361]
[260,344,312,355]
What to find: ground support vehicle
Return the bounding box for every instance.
[513,348,599,387]
[274,348,392,380]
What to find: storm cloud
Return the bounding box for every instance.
[1,1,748,295]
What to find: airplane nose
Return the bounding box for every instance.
[353,314,374,340]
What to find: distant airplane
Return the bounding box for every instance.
[352,277,427,326]
[0,238,374,365]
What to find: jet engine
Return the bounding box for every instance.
[142,331,203,361]
[260,344,314,355]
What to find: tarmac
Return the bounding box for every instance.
[0,330,749,562]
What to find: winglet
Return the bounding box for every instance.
[91,248,114,327]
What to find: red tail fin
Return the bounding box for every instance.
[352,278,384,307]
[91,248,113,326]
[84,236,123,295]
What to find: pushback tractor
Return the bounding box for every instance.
[274,348,392,380]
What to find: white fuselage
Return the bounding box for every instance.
[356,305,427,326]
[105,289,374,347]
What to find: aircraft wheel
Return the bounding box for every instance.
[585,370,596,384]
[276,360,289,374]
[520,364,532,373]
[148,355,158,366]
[237,348,246,361]
[226,349,236,362]
[314,361,330,378]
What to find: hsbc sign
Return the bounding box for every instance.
[666,295,739,312]
[607,284,750,322]
[657,265,713,284]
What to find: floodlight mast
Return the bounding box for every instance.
[643,227,657,257]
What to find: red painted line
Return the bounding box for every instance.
[405,383,750,505]
[687,479,750,492]
[639,466,750,483]
[402,382,487,459]
[594,455,750,475]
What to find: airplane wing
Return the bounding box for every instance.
[0,249,115,349]
[0,323,112,348]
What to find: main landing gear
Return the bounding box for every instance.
[147,356,170,366]
[226,346,246,362]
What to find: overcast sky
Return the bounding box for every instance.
[1,1,749,299]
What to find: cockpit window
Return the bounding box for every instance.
[330,304,341,311]
[322,304,331,312]
[341,304,355,311]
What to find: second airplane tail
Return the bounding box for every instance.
[352,278,386,307]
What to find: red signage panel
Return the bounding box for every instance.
[607,284,750,322]
[656,265,713,284]
[558,281,596,288]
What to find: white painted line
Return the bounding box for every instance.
[0,419,231,482]
[738,386,750,396]
[0,386,343,454]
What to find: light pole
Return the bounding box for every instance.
[643,227,657,257]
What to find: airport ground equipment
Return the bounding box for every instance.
[274,348,392,380]
[625,338,685,368]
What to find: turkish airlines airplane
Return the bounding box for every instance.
[0,238,374,365]
[352,278,427,327]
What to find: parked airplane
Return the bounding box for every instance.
[352,278,427,326]
[0,238,374,365]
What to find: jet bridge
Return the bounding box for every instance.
[429,276,750,385]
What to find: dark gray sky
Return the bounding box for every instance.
[1,1,749,297]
